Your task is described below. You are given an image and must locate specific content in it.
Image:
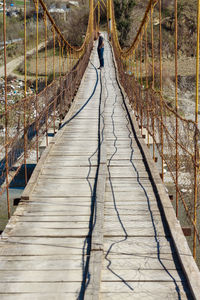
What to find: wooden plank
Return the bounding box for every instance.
[106,167,148,178]
[101,269,184,282]
[105,191,156,201]
[0,254,84,261]
[105,201,159,207]
[104,220,167,232]
[103,237,174,255]
[44,161,96,167]
[104,214,164,223]
[0,294,78,300]
[106,152,142,159]
[0,237,88,256]
[15,204,91,214]
[104,207,160,215]
[40,166,96,179]
[0,270,86,282]
[85,251,103,300]
[106,140,137,146]
[0,282,82,293]
[25,197,92,204]
[100,282,191,298]
[84,57,107,300]
[51,144,98,151]
[106,159,144,167]
[12,216,90,222]
[0,236,87,246]
[103,228,166,237]
[46,155,96,161]
[106,184,155,192]
[102,254,180,270]
[15,211,91,216]
[6,221,90,229]
[32,183,93,197]
[50,150,97,156]
[3,227,90,238]
[32,178,95,184]
[0,257,84,270]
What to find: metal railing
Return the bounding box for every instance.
[1,0,95,220]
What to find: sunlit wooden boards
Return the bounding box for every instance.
[0,46,101,299]
[0,38,195,299]
[98,44,193,300]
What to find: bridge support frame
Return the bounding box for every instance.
[89,0,94,35]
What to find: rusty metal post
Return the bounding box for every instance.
[89,0,94,35]
[59,40,62,122]
[35,0,39,162]
[107,0,109,33]
[135,47,139,116]
[145,23,150,148]
[24,0,27,185]
[98,1,100,31]
[44,11,48,147]
[151,3,155,161]
[61,42,65,112]
[131,52,134,75]
[69,47,72,101]
[3,0,10,219]
[175,0,179,218]
[53,28,56,135]
[132,50,137,112]
[53,28,55,80]
[67,46,69,74]
[159,0,164,181]
[108,0,112,38]
[151,5,155,88]
[193,0,200,260]
[140,34,143,136]
[69,47,72,72]
[133,51,135,77]
[136,48,139,81]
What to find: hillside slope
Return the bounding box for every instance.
[123,0,197,58]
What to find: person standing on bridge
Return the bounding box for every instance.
[97,32,104,69]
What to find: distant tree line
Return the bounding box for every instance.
[113,0,136,46]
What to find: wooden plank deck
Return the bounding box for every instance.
[0,38,199,299]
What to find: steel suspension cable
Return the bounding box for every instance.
[3,0,10,219]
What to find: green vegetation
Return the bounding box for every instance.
[56,4,89,46]
[8,0,30,7]
[14,0,28,6]
[157,0,196,57]
[113,0,197,57]
[113,0,136,46]
[0,13,45,66]
[0,16,23,43]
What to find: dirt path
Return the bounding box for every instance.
[0,42,45,78]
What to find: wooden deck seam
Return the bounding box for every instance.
[84,71,107,300]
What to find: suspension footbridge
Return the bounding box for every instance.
[1,0,200,299]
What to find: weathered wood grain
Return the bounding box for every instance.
[0,35,197,300]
